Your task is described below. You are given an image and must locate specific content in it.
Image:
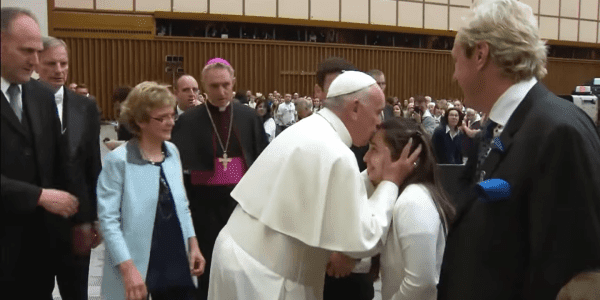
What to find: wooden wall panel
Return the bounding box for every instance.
[59,37,600,120]
[542,58,600,96]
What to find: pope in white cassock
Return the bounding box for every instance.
[208,71,421,300]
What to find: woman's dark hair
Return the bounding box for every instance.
[443,107,464,129]
[379,118,456,227]
[112,86,132,103]
[255,97,272,123]
[386,97,395,106]
[234,90,249,104]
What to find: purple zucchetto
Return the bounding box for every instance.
[206,57,231,67]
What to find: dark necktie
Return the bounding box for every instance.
[476,120,497,181]
[7,84,21,122]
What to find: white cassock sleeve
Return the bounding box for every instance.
[232,130,398,255]
[344,170,397,259]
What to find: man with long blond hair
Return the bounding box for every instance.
[438,0,600,299]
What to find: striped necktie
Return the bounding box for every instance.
[7,84,22,122]
[476,120,497,181]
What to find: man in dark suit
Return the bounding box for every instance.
[174,74,200,117]
[1,7,79,296]
[36,36,102,300]
[438,1,600,299]
[367,69,393,121]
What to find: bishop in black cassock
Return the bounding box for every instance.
[171,97,267,299]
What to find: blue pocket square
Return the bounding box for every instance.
[476,178,511,203]
[492,137,504,152]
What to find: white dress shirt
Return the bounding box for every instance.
[276,101,296,126]
[489,77,537,127]
[54,86,65,126]
[445,125,459,140]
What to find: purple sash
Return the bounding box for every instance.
[191,157,246,186]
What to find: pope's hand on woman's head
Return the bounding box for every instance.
[381,138,422,186]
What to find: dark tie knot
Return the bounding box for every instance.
[7,83,22,121]
[7,83,20,98]
[485,120,498,138]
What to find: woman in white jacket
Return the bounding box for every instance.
[363,118,455,300]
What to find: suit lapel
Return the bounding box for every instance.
[65,90,84,155]
[1,92,28,137]
[480,83,541,179]
[452,83,543,227]
[22,82,47,143]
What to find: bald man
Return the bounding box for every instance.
[174,74,200,116]
[295,97,313,120]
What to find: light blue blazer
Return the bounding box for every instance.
[97,139,196,300]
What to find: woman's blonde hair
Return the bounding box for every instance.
[119,81,176,136]
[456,0,548,82]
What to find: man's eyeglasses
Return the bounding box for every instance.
[150,114,177,123]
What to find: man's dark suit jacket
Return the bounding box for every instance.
[383,104,394,121]
[0,79,67,280]
[61,88,102,224]
[438,83,600,299]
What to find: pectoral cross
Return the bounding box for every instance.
[218,153,233,171]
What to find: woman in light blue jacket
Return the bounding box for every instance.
[97,82,205,300]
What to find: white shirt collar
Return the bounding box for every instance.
[54,86,65,105]
[317,108,352,147]
[446,125,459,139]
[489,77,537,127]
[207,99,231,112]
[177,105,185,116]
[1,77,21,102]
